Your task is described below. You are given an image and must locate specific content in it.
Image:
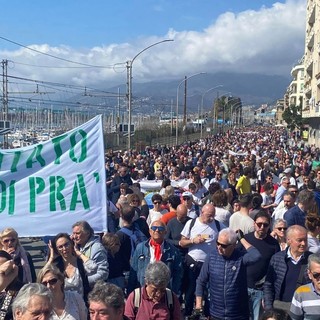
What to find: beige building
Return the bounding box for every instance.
[276,60,304,127]
[304,0,320,146]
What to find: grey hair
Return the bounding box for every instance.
[37,264,65,289]
[273,218,287,229]
[218,228,238,244]
[88,281,124,311]
[287,225,307,239]
[12,283,52,315]
[72,220,94,237]
[308,254,320,269]
[144,261,171,287]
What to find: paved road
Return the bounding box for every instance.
[20,238,47,273]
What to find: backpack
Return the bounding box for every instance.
[133,287,174,318]
[188,217,221,234]
[120,226,148,257]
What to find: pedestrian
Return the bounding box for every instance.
[72,221,109,286]
[290,254,320,319]
[180,203,225,316]
[125,262,181,319]
[195,228,261,320]
[264,225,312,312]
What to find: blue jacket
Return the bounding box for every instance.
[263,248,311,310]
[80,236,109,285]
[196,246,261,319]
[128,239,182,295]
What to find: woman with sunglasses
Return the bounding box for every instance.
[37,264,87,320]
[46,233,96,301]
[0,228,36,283]
[270,219,288,251]
[146,194,167,227]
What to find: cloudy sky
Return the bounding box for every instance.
[0,0,306,91]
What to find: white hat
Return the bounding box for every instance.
[182,191,192,198]
[283,168,291,174]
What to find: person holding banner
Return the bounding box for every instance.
[72,221,109,286]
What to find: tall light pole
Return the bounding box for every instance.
[223,97,241,126]
[175,72,206,145]
[200,85,223,138]
[127,39,173,150]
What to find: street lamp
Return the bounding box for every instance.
[200,85,223,138]
[175,72,206,145]
[223,97,241,126]
[127,39,173,150]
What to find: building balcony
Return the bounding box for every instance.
[307,1,316,24]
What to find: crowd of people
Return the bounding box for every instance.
[1,127,320,320]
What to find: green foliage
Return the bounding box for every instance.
[282,104,305,131]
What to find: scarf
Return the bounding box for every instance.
[150,239,162,261]
[14,246,32,283]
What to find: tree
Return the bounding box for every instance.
[282,104,305,131]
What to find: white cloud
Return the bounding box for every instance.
[0,0,306,90]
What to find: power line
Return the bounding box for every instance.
[0,35,126,69]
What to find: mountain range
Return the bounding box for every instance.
[105,72,290,114]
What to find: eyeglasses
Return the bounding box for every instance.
[153,201,161,205]
[255,222,270,228]
[57,242,71,250]
[216,240,233,249]
[311,272,320,280]
[150,226,165,232]
[41,278,58,286]
[183,197,191,201]
[276,227,287,231]
[131,200,139,203]
[3,238,16,244]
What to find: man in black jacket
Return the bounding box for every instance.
[263,225,312,313]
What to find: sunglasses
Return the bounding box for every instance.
[3,238,16,244]
[150,226,165,232]
[256,222,270,228]
[183,197,191,201]
[57,242,71,250]
[131,200,139,203]
[311,272,320,280]
[42,278,58,286]
[276,227,287,231]
[216,240,233,249]
[153,201,161,205]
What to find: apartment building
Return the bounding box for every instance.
[304,0,320,146]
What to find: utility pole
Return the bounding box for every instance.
[183,76,187,127]
[2,59,8,147]
[2,59,8,121]
[117,88,120,146]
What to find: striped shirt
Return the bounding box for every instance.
[290,283,320,320]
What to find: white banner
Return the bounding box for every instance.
[0,116,107,236]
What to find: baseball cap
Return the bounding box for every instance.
[182,191,192,198]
